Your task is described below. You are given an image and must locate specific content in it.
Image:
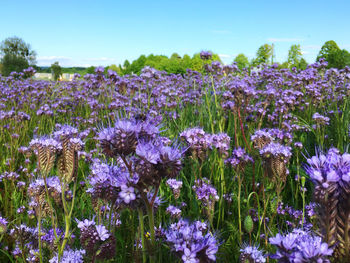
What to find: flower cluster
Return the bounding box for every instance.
[193,178,219,219]
[29,125,84,183]
[87,159,132,205]
[165,219,218,262]
[269,228,333,262]
[239,244,266,263]
[200,51,212,60]
[49,249,85,263]
[96,117,182,207]
[166,178,183,199]
[0,216,8,234]
[166,205,182,218]
[305,148,350,258]
[226,147,253,171]
[77,219,116,260]
[180,127,231,159]
[312,112,330,126]
[27,176,62,217]
[251,128,293,149]
[259,142,292,182]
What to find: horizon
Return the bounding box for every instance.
[1,0,349,67]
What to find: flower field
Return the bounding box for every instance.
[1,57,350,262]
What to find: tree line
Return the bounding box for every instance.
[1,36,350,77]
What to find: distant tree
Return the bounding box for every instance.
[86,66,95,74]
[287,44,302,67]
[342,49,350,67]
[298,58,308,70]
[317,40,340,62]
[51,61,62,81]
[128,55,147,75]
[234,53,250,70]
[108,64,122,75]
[327,49,350,69]
[316,40,350,68]
[1,54,29,76]
[0,36,36,76]
[278,61,290,69]
[252,44,273,66]
[122,60,130,73]
[182,54,192,70]
[170,53,181,59]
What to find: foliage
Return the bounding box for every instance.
[51,61,62,81]
[234,53,250,70]
[0,36,36,76]
[120,52,222,75]
[317,40,350,68]
[288,44,302,68]
[252,44,273,66]
[0,54,29,76]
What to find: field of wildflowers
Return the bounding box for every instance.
[1,53,350,262]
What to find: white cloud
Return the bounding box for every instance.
[37,56,72,66]
[37,56,118,67]
[267,38,304,42]
[37,56,71,61]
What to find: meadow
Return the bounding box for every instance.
[0,55,350,262]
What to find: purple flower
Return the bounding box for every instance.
[98,119,141,157]
[49,249,85,263]
[210,133,231,157]
[76,218,95,230]
[53,124,78,140]
[0,216,8,233]
[269,228,332,262]
[95,225,110,241]
[226,147,253,168]
[136,141,160,164]
[166,179,183,190]
[119,185,136,204]
[182,248,198,263]
[165,219,218,262]
[166,205,181,218]
[312,112,330,125]
[200,51,212,60]
[240,244,266,263]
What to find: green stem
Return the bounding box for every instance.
[58,181,71,260]
[237,174,242,243]
[146,201,156,263]
[38,208,43,263]
[138,208,147,263]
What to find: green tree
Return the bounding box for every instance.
[1,54,29,76]
[0,36,37,76]
[108,64,122,75]
[316,40,350,68]
[287,44,302,68]
[234,53,250,70]
[298,58,308,70]
[86,66,95,74]
[252,44,273,66]
[51,61,62,81]
[317,40,340,62]
[128,55,147,74]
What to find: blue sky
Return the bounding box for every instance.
[1,0,349,67]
